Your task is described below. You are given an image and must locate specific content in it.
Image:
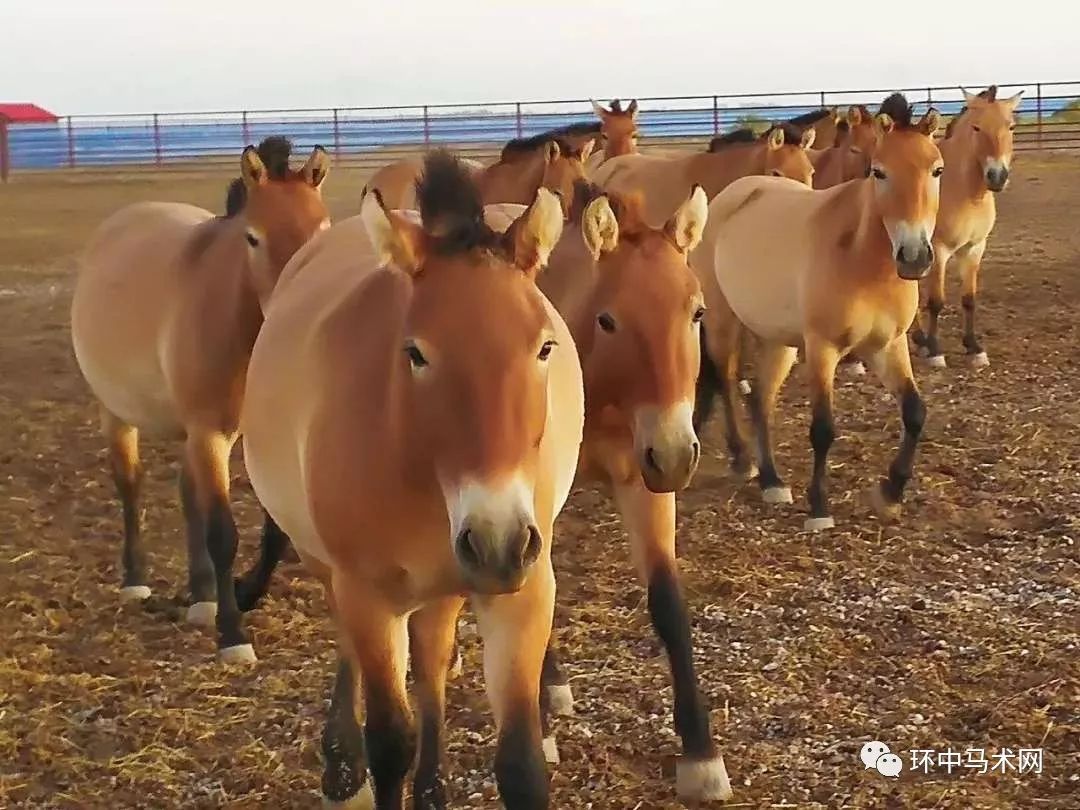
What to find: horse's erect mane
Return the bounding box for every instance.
[499,121,602,162]
[569,178,605,224]
[786,108,832,128]
[223,136,296,218]
[762,122,806,146]
[415,150,502,255]
[878,93,916,129]
[706,128,759,152]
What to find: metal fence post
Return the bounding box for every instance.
[0,120,9,182]
[241,111,250,146]
[423,105,431,147]
[1036,83,1043,149]
[515,102,523,138]
[713,95,719,134]
[332,108,341,164]
[66,117,76,168]
[153,114,162,166]
[820,90,826,108]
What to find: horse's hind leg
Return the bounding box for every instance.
[409,596,466,809]
[101,407,147,601]
[958,242,989,366]
[234,510,290,612]
[912,247,950,366]
[868,336,926,521]
[179,460,216,626]
[185,430,254,663]
[747,343,798,504]
[474,552,556,809]
[803,337,841,531]
[613,482,731,802]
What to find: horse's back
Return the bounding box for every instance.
[365,157,425,210]
[72,202,215,431]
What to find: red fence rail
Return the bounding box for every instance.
[2,81,1079,180]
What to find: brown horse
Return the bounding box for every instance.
[693,94,942,529]
[585,98,640,171]
[241,152,584,809]
[70,138,330,662]
[594,123,815,225]
[365,138,593,218]
[785,106,842,148]
[811,105,877,189]
[912,85,1022,367]
[486,181,729,800]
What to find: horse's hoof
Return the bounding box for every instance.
[547,683,574,716]
[970,351,990,368]
[926,354,947,368]
[542,735,560,765]
[676,754,733,801]
[762,486,793,505]
[733,462,759,482]
[119,585,151,602]
[322,782,375,810]
[186,601,218,627]
[447,647,463,681]
[844,361,867,377]
[804,516,836,532]
[738,379,752,395]
[218,643,257,665]
[871,485,903,522]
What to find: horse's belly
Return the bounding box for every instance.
[712,239,804,345]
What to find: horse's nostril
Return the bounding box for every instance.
[645,447,661,473]
[521,525,542,567]
[456,529,481,568]
[690,441,701,466]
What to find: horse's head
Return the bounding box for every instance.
[575,186,708,492]
[958,86,1023,192]
[362,152,566,594]
[868,94,944,280]
[763,124,817,186]
[540,139,594,218]
[233,137,330,306]
[592,98,640,158]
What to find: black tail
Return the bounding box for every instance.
[693,324,720,433]
[234,511,292,612]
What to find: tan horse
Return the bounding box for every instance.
[365,138,593,217]
[911,85,1022,367]
[811,105,877,189]
[693,94,943,530]
[594,123,815,225]
[487,181,729,801]
[786,106,841,148]
[70,138,330,662]
[585,98,640,172]
[241,152,584,809]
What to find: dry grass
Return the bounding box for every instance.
[0,153,1078,809]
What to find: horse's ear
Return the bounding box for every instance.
[241,146,268,189]
[360,189,425,275]
[829,106,840,124]
[506,188,564,277]
[1001,90,1024,111]
[800,128,816,150]
[919,108,943,138]
[874,113,895,141]
[300,146,330,189]
[627,99,639,117]
[544,140,561,164]
[767,127,785,151]
[591,99,608,118]
[847,105,863,126]
[578,138,596,163]
[582,194,619,260]
[664,185,708,253]
[961,87,988,107]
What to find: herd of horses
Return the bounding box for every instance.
[67,85,1021,808]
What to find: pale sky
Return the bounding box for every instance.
[4,1,1076,115]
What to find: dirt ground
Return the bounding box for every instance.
[0,153,1077,810]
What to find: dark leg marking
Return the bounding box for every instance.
[807,399,836,519]
[179,464,215,605]
[961,293,982,355]
[235,510,290,612]
[322,657,370,803]
[111,454,146,589]
[880,384,926,504]
[494,707,549,810]
[748,384,784,491]
[647,564,715,759]
[204,496,250,651]
[923,297,944,357]
[412,701,446,810]
[364,681,415,810]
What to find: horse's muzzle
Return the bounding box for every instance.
[455,520,542,594]
[985,165,1010,192]
[895,239,934,280]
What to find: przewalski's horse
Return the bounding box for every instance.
[365,138,593,218]
[241,152,584,809]
[487,182,731,801]
[585,98,640,172]
[811,105,877,189]
[594,123,815,226]
[70,137,330,662]
[785,106,841,149]
[693,94,943,530]
[911,85,1022,367]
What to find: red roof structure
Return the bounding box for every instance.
[0,103,58,123]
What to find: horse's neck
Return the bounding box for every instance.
[202,218,265,325]
[844,180,896,270]
[690,147,763,197]
[479,153,543,205]
[604,138,636,160]
[539,230,598,329]
[939,133,990,203]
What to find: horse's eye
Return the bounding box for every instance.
[404,344,428,369]
[932,166,945,178]
[972,125,981,133]
[597,313,617,333]
[871,167,887,180]
[538,340,556,361]
[771,170,783,177]
[692,306,706,323]
[1008,122,1016,131]
[245,232,260,248]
